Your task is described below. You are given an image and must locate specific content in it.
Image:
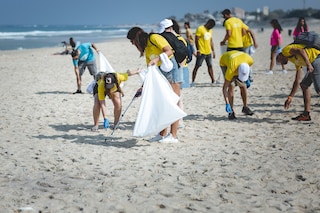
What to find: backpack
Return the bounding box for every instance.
[293,31,320,50]
[160,32,188,63]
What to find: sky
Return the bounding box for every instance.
[2,0,320,26]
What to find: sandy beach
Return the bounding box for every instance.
[1,24,320,213]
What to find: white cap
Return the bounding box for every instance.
[158,19,173,34]
[238,63,250,82]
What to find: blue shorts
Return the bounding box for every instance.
[159,57,183,83]
[180,66,190,88]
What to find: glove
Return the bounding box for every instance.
[134,87,143,97]
[246,79,251,88]
[103,118,110,129]
[225,103,233,113]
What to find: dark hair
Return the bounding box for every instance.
[69,37,76,48]
[270,19,283,33]
[222,9,231,15]
[127,27,143,40]
[184,21,190,28]
[127,27,149,56]
[171,19,180,34]
[71,50,78,57]
[295,17,308,33]
[206,19,216,29]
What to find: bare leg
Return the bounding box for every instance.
[93,94,101,128]
[208,66,215,83]
[111,92,122,126]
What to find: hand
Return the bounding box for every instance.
[134,87,143,97]
[226,103,233,113]
[284,97,292,109]
[103,118,110,129]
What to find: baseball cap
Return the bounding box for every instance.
[238,63,250,82]
[105,73,117,89]
[158,19,173,34]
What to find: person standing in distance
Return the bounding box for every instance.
[191,19,216,85]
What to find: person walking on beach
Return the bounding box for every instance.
[184,21,196,57]
[71,42,99,94]
[276,43,320,121]
[266,19,287,74]
[126,25,182,143]
[220,50,254,120]
[91,70,141,131]
[191,19,216,85]
[220,9,257,52]
[293,17,309,40]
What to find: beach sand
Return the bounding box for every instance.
[1,25,320,213]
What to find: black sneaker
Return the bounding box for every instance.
[292,113,311,121]
[73,89,83,94]
[242,106,254,116]
[228,112,237,120]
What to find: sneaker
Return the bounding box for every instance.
[148,134,164,142]
[91,126,99,132]
[242,106,254,116]
[292,113,311,121]
[281,69,288,74]
[73,89,83,94]
[228,112,237,120]
[265,70,273,74]
[159,134,179,143]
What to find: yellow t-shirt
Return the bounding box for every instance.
[242,32,253,48]
[97,73,128,101]
[145,33,172,66]
[195,25,212,55]
[282,44,320,68]
[220,50,254,81]
[224,17,249,48]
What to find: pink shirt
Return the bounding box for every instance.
[293,27,308,38]
[270,29,282,46]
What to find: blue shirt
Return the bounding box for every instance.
[72,43,95,66]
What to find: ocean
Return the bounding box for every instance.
[0,24,156,51]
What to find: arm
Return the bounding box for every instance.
[284,68,303,109]
[148,46,173,66]
[210,39,215,58]
[290,48,313,72]
[91,43,99,53]
[220,30,231,46]
[127,68,142,76]
[247,29,258,49]
[222,79,230,104]
[195,36,200,54]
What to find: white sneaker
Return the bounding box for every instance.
[265,70,273,74]
[148,134,163,142]
[159,134,179,143]
[281,69,288,74]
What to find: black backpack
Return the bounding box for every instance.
[293,31,320,50]
[160,32,188,63]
